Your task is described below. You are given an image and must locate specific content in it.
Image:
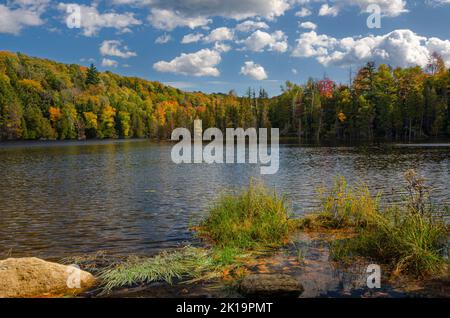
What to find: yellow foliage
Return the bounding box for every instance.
[338,112,347,123]
[19,79,43,92]
[83,112,98,129]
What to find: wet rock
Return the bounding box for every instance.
[0,257,96,298]
[238,274,304,298]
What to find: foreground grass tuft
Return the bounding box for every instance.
[99,246,215,292]
[200,180,291,249]
[303,170,449,277]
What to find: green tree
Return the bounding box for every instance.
[85,64,100,86]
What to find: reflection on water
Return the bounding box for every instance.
[0,140,449,259]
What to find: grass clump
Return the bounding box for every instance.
[309,170,449,277]
[99,180,294,293]
[299,177,380,230]
[99,246,216,292]
[200,180,291,249]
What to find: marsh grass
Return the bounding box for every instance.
[99,246,217,292]
[200,180,291,249]
[304,171,449,277]
[99,181,293,293]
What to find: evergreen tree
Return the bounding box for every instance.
[85,64,100,86]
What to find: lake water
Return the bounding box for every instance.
[0,139,449,259]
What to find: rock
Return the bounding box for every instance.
[239,274,304,298]
[0,257,96,298]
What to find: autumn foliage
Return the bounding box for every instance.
[0,51,449,141]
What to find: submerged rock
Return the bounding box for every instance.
[0,257,96,298]
[238,274,304,298]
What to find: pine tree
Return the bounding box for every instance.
[85,64,100,86]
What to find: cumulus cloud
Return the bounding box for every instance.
[214,42,232,53]
[240,61,268,80]
[0,0,48,34]
[148,8,212,31]
[235,20,270,32]
[295,7,312,17]
[298,0,407,17]
[241,30,288,53]
[204,27,234,42]
[114,0,291,30]
[101,58,118,67]
[100,40,136,58]
[181,33,204,44]
[318,4,339,17]
[292,29,450,68]
[58,3,142,37]
[299,21,317,30]
[153,49,222,77]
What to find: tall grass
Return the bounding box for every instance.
[201,180,291,249]
[309,171,449,277]
[99,180,292,292]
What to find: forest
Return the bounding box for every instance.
[0,51,449,142]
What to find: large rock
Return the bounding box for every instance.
[239,274,304,298]
[0,257,96,298]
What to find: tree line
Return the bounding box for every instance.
[0,51,449,142]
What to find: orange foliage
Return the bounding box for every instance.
[49,107,62,123]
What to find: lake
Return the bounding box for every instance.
[0,139,449,259]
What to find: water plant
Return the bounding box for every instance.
[304,170,449,277]
[99,180,292,292]
[99,246,217,292]
[200,180,291,249]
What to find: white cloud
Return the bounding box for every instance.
[181,33,204,44]
[426,37,450,66]
[100,40,136,58]
[292,30,338,58]
[292,29,450,68]
[115,0,291,30]
[241,30,288,53]
[148,8,212,31]
[235,20,270,32]
[214,42,232,53]
[318,4,339,16]
[292,68,298,74]
[297,0,407,17]
[58,3,142,37]
[295,7,312,17]
[101,58,118,67]
[204,27,234,42]
[0,0,48,34]
[153,49,221,77]
[339,0,407,17]
[240,61,268,80]
[299,21,317,30]
[155,34,172,44]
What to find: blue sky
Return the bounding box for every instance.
[1,0,450,96]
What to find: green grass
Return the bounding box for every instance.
[200,180,291,249]
[98,173,448,292]
[99,180,294,293]
[305,171,449,277]
[298,177,380,229]
[99,246,216,292]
